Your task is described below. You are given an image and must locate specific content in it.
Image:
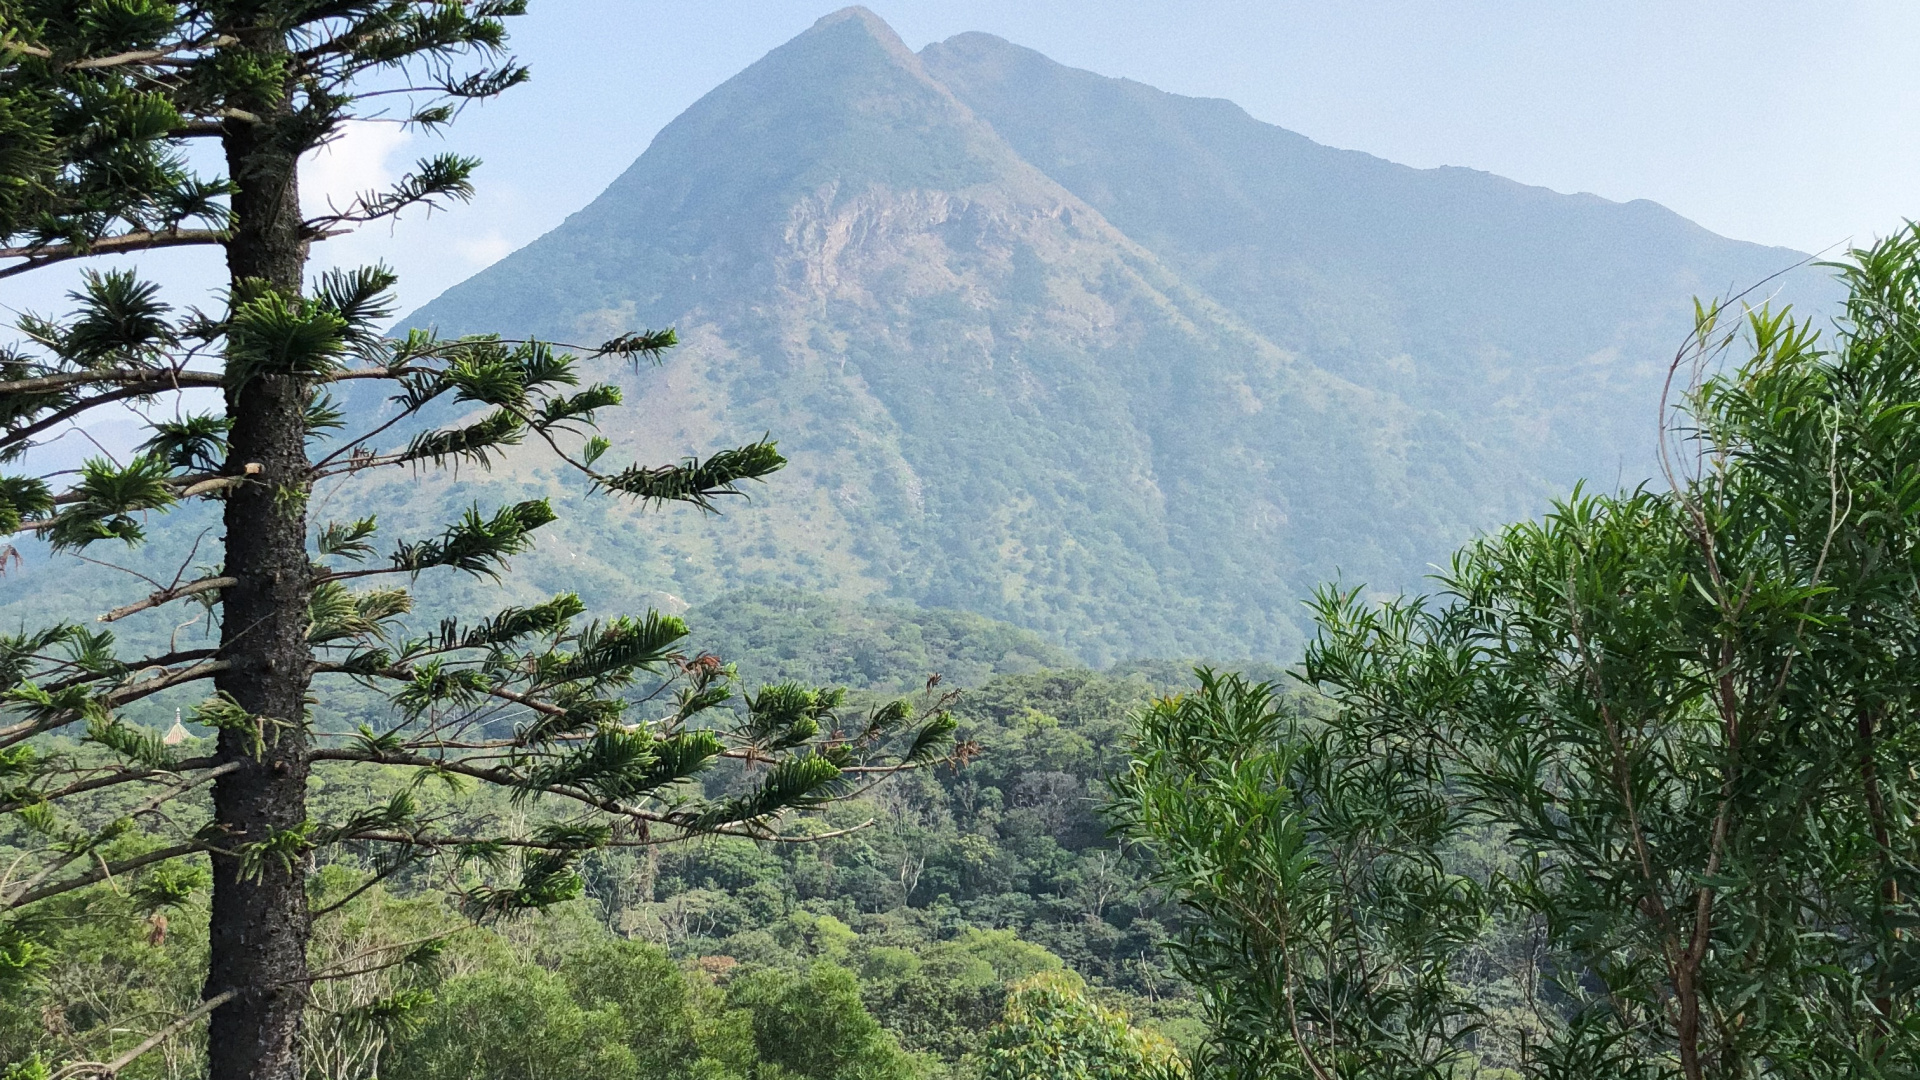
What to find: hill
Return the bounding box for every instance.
[401,7,1831,661]
[918,31,1820,493]
[2,8,1833,665]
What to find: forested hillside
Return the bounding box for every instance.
[403,6,1832,661]
[8,4,1913,1079]
[0,620,1211,1078]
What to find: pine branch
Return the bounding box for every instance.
[42,650,219,694]
[0,757,221,816]
[100,576,237,623]
[596,441,786,510]
[50,989,238,1080]
[16,479,242,537]
[98,659,230,707]
[303,154,479,232]
[307,746,708,835]
[308,859,416,920]
[6,841,210,910]
[0,659,229,749]
[312,663,579,742]
[42,471,235,509]
[2,760,235,908]
[343,820,876,848]
[0,230,229,280]
[1,384,205,457]
[0,368,224,397]
[298,929,463,986]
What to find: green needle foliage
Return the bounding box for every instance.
[0,6,954,1080]
[1107,671,1484,1080]
[1113,230,1920,1079]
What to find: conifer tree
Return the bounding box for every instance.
[0,5,956,1078]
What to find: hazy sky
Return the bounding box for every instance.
[7,1,1919,320]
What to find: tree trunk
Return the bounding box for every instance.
[1857,705,1898,1034]
[203,26,316,1080]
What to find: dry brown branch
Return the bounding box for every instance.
[101,576,237,623]
[0,229,228,279]
[0,367,224,396]
[49,989,237,1080]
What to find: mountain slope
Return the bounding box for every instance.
[920,31,1829,489]
[683,587,1078,694]
[402,7,1831,662]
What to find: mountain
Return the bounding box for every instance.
[400,7,1829,663]
[918,33,1815,491]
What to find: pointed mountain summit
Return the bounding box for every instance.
[421,6,1026,334]
[406,10,1831,661]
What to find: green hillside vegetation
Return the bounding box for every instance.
[683,588,1077,693]
[0,661,1204,1079]
[7,4,1914,1079]
[0,7,1834,663]
[918,30,1806,491]
[403,6,1834,662]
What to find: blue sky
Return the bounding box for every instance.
[380,0,1918,303]
[8,1,1919,321]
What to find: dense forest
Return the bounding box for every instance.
[2,3,1917,1080]
[0,654,1201,1079]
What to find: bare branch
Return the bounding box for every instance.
[0,367,224,397]
[0,229,228,279]
[51,989,238,1080]
[67,35,239,70]
[101,576,236,623]
[6,840,207,909]
[178,475,246,499]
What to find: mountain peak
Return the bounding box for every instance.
[812,6,898,38]
[800,5,925,77]
[403,17,1833,662]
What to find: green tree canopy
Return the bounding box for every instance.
[974,970,1185,1080]
[1113,229,1920,1079]
[0,5,953,1078]
[725,962,924,1080]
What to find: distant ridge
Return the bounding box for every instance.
[398,6,1834,662]
[920,29,1815,489]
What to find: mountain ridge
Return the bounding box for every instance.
[392,6,1830,662]
[917,26,1816,489]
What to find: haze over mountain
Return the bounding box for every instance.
[402,6,1829,662]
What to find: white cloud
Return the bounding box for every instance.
[454,232,518,269]
[300,122,413,219]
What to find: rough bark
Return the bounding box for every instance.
[202,24,316,1080]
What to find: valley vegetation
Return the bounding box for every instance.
[1,3,1916,1080]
